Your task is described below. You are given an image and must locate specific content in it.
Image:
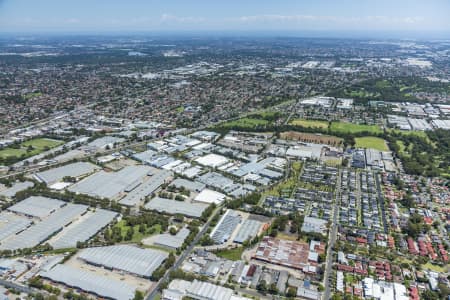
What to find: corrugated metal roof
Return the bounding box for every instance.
[40,264,135,300]
[78,245,168,278]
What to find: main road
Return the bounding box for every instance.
[322,168,341,300]
[146,205,222,300]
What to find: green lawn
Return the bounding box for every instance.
[422,262,446,273]
[330,122,382,134]
[23,92,43,100]
[0,138,63,160]
[219,117,269,129]
[355,137,389,151]
[114,220,162,243]
[214,247,244,261]
[289,119,329,129]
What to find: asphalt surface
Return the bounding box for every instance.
[374,172,389,234]
[323,168,341,300]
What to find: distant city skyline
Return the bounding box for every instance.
[0,0,449,37]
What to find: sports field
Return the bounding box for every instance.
[330,122,382,134]
[0,138,63,160]
[355,137,389,151]
[289,119,329,129]
[218,117,269,129]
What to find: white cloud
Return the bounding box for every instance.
[234,14,425,26]
[160,14,205,24]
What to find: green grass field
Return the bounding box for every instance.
[219,117,269,129]
[214,247,244,261]
[0,138,63,160]
[114,220,161,243]
[355,137,389,151]
[330,122,382,134]
[289,119,329,129]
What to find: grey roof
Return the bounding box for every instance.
[0,203,87,250]
[210,210,241,244]
[186,280,233,300]
[233,219,262,244]
[69,165,152,199]
[171,178,205,192]
[131,149,157,163]
[153,228,190,249]
[0,213,31,242]
[78,245,168,278]
[50,209,118,249]
[145,197,208,218]
[87,136,125,149]
[0,181,34,198]
[120,170,172,206]
[40,264,135,300]
[7,196,65,219]
[197,172,234,190]
[34,162,99,185]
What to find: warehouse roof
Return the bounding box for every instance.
[69,165,152,199]
[120,169,172,206]
[50,209,117,249]
[40,264,135,300]
[87,136,125,149]
[34,162,99,185]
[195,154,229,168]
[145,197,208,218]
[187,280,233,300]
[0,213,31,242]
[153,227,190,249]
[210,210,241,244]
[171,178,205,192]
[234,219,262,244]
[78,245,168,278]
[0,204,87,250]
[0,181,34,198]
[7,196,65,219]
[194,189,227,205]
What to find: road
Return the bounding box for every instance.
[0,278,41,296]
[374,172,389,234]
[322,168,341,300]
[146,205,222,300]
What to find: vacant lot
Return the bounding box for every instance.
[0,138,63,160]
[214,247,244,261]
[289,119,329,129]
[330,122,382,134]
[280,131,343,146]
[355,137,389,151]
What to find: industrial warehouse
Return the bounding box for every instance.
[0,196,117,250]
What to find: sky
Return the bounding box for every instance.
[0,0,449,36]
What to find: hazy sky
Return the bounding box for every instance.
[0,0,449,34]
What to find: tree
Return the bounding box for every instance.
[268,283,278,295]
[421,290,439,300]
[133,290,144,300]
[286,287,297,298]
[257,280,267,294]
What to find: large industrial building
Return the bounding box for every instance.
[210,210,242,244]
[40,264,135,300]
[49,209,118,249]
[69,165,153,199]
[144,197,208,218]
[254,237,311,270]
[33,162,99,185]
[78,245,168,278]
